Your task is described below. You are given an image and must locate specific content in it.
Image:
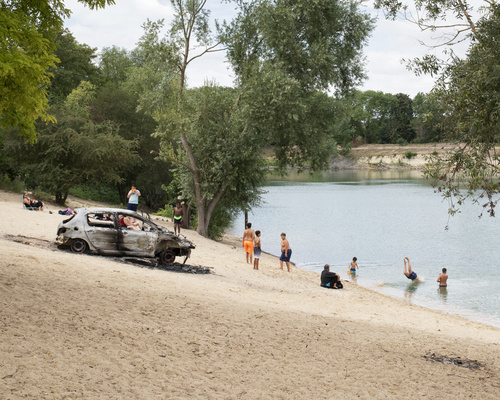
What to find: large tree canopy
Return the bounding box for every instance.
[0,0,115,142]
[142,0,374,236]
[7,81,138,204]
[424,4,500,216]
[375,1,500,217]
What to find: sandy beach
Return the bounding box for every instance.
[1,190,499,399]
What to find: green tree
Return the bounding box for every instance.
[7,81,137,204]
[139,0,373,236]
[348,91,395,143]
[391,93,415,144]
[424,5,500,216]
[93,45,172,208]
[0,0,115,142]
[375,1,500,215]
[98,46,134,84]
[412,92,443,143]
[48,29,100,103]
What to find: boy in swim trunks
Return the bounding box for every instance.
[279,232,292,272]
[253,230,261,270]
[437,268,448,287]
[242,222,255,264]
[403,257,420,282]
[349,257,358,274]
[173,202,183,235]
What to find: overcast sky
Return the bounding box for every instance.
[64,0,466,98]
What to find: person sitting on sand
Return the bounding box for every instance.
[321,264,343,289]
[23,191,44,211]
[404,257,420,282]
[437,268,448,287]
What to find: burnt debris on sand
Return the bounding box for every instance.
[423,353,485,370]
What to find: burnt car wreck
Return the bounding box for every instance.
[56,208,195,265]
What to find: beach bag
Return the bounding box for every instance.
[336,282,343,289]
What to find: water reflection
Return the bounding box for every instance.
[437,286,448,302]
[267,169,428,185]
[404,281,422,303]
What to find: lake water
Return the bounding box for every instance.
[227,170,500,328]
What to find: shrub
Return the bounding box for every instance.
[404,151,418,159]
[0,174,24,193]
[69,184,120,205]
[154,205,174,218]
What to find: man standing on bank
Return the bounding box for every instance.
[280,232,292,272]
[127,185,141,212]
[242,222,255,264]
[173,202,184,235]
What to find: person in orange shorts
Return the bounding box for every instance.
[242,222,255,264]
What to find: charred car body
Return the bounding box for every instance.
[56,208,195,264]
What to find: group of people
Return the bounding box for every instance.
[127,185,185,236]
[403,256,448,287]
[242,223,292,271]
[240,227,449,289]
[321,256,449,290]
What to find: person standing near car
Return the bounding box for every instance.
[173,202,184,235]
[127,185,141,212]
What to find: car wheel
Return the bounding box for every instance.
[160,249,176,265]
[70,239,87,253]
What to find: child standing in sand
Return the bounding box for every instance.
[253,230,261,270]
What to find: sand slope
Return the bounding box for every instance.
[1,190,499,399]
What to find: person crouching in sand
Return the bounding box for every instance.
[403,257,420,282]
[321,264,343,289]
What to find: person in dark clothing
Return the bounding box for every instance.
[321,264,342,289]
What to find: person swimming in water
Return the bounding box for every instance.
[403,257,420,282]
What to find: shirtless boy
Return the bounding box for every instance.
[403,257,420,282]
[242,223,255,264]
[173,202,183,235]
[437,268,448,287]
[253,230,261,270]
[349,257,358,274]
[279,232,292,272]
